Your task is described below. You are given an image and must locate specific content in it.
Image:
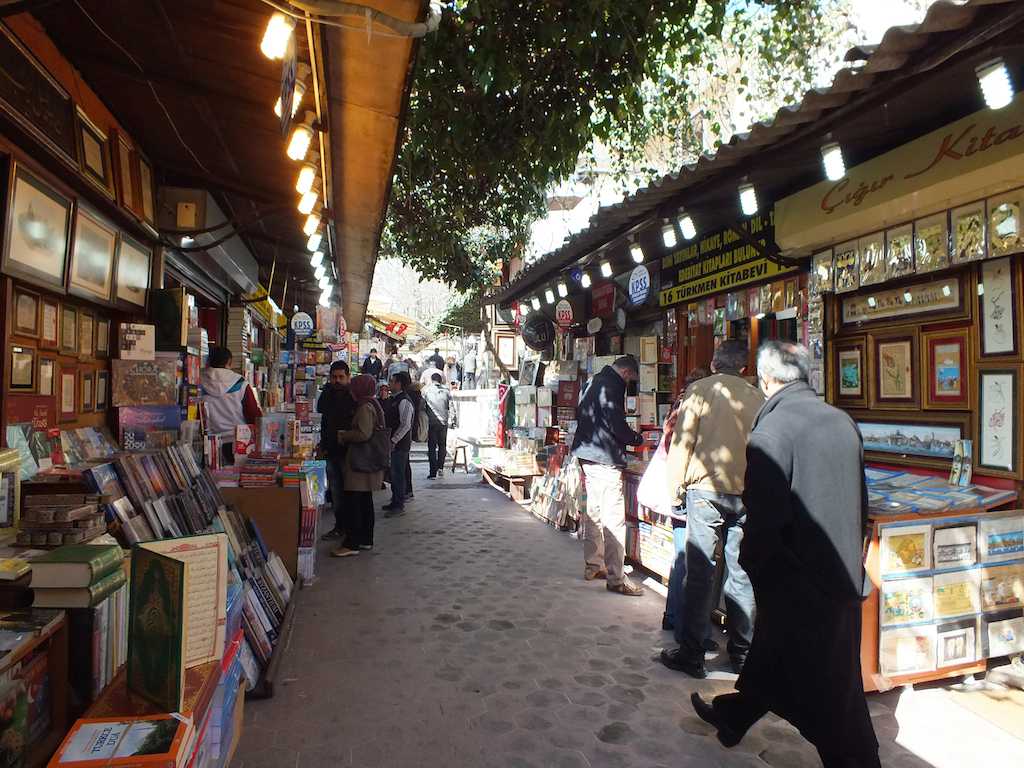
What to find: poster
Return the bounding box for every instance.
[980,564,1024,611]
[979,515,1024,563]
[985,613,1024,657]
[880,625,936,677]
[936,619,978,667]
[880,577,933,626]
[881,524,932,574]
[933,525,977,568]
[933,570,981,619]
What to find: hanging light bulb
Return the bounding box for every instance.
[303,210,321,236]
[821,142,846,181]
[274,64,311,117]
[600,260,612,278]
[580,271,592,289]
[739,182,758,216]
[630,238,645,263]
[556,280,568,298]
[531,296,541,311]
[977,58,1014,110]
[319,275,331,290]
[661,220,677,249]
[519,302,529,316]
[310,249,324,268]
[319,289,331,308]
[544,288,555,304]
[286,112,316,161]
[295,157,318,195]
[677,210,697,240]
[307,230,323,253]
[297,184,319,215]
[314,264,326,280]
[260,12,295,60]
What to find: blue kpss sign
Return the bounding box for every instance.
[628,265,650,305]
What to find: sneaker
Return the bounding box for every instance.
[383,508,405,518]
[659,647,707,679]
[381,503,400,512]
[358,544,374,551]
[320,528,343,541]
[606,581,643,597]
[427,473,437,479]
[330,547,360,558]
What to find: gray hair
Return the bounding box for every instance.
[757,340,809,384]
[612,355,639,375]
[712,339,747,374]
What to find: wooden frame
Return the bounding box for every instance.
[870,329,919,410]
[9,345,35,392]
[137,151,157,231]
[80,369,94,412]
[839,271,970,333]
[11,284,39,338]
[849,410,970,470]
[39,296,59,349]
[75,108,114,199]
[96,369,109,410]
[59,304,77,355]
[68,205,117,303]
[833,336,867,408]
[1,161,72,292]
[78,311,94,360]
[59,367,76,422]
[95,317,110,358]
[921,327,971,410]
[987,188,1024,258]
[114,131,140,218]
[952,199,986,265]
[976,257,1018,359]
[38,356,55,397]
[114,233,152,310]
[975,364,1021,479]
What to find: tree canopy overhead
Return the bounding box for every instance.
[384,1,843,291]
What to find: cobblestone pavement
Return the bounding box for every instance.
[233,462,961,768]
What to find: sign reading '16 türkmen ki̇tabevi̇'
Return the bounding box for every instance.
[658,210,795,307]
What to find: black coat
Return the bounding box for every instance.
[571,366,643,467]
[738,381,876,755]
[317,385,356,457]
[361,355,383,379]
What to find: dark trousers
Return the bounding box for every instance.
[405,454,413,497]
[680,490,754,663]
[390,447,410,507]
[664,517,687,633]
[344,491,375,547]
[326,454,345,532]
[427,423,448,475]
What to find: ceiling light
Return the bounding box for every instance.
[519,302,529,315]
[580,271,591,289]
[821,142,846,181]
[977,58,1014,110]
[307,231,323,253]
[297,186,319,215]
[630,238,645,263]
[318,291,331,308]
[677,211,696,240]
[661,221,677,249]
[260,12,295,60]
[600,261,612,277]
[310,249,324,268]
[531,296,541,311]
[295,159,318,195]
[319,275,331,290]
[268,297,282,316]
[314,264,326,280]
[303,210,321,236]
[286,112,316,161]
[556,281,568,298]
[274,64,311,118]
[739,182,758,216]
[903,290,913,304]
[544,288,555,304]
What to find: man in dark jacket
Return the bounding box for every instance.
[691,340,879,768]
[361,348,383,380]
[423,372,453,478]
[426,347,445,371]
[317,361,356,540]
[571,356,645,596]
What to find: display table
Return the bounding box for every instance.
[480,463,540,504]
[862,469,1019,692]
[623,461,674,583]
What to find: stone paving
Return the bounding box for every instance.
[233,461,961,768]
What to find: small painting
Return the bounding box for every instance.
[859,421,961,460]
[10,346,35,391]
[953,201,986,263]
[76,109,114,198]
[977,367,1018,477]
[12,285,39,337]
[60,305,78,355]
[914,212,950,274]
[839,350,861,395]
[69,206,117,302]
[978,257,1017,357]
[873,333,917,406]
[81,370,94,411]
[40,297,59,349]
[79,312,94,359]
[59,369,76,420]
[885,223,914,280]
[115,234,151,308]
[988,189,1024,257]
[38,357,54,397]
[1,163,72,291]
[96,369,109,410]
[922,328,970,410]
[96,318,110,357]
[858,232,886,287]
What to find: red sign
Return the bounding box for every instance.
[555,299,573,327]
[5,396,55,429]
[394,322,408,336]
[592,283,615,318]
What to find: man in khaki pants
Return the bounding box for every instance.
[571,356,645,596]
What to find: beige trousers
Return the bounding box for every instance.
[580,461,627,586]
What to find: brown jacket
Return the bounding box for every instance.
[666,372,764,503]
[339,401,386,492]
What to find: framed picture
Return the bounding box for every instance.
[841,273,968,331]
[851,411,969,468]
[809,250,833,299]
[914,211,950,274]
[952,200,986,264]
[977,257,1017,358]
[988,189,1024,258]
[871,331,918,409]
[96,318,110,358]
[921,328,970,410]
[9,345,35,391]
[79,312,94,359]
[858,232,886,287]
[834,240,859,294]
[69,206,117,302]
[96,369,109,410]
[976,365,1020,478]
[114,132,139,217]
[885,223,914,281]
[833,337,866,408]
[1,162,72,292]
[59,368,76,421]
[114,234,152,309]
[81,370,94,412]
[75,108,114,198]
[38,357,55,397]
[40,297,59,349]
[137,153,156,229]
[12,284,39,337]
[60,304,78,355]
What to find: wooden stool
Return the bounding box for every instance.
[451,443,470,474]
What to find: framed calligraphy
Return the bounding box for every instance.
[870,329,919,410]
[953,200,986,264]
[914,211,950,275]
[988,188,1024,258]
[976,365,1020,479]
[976,257,1018,358]
[841,273,968,331]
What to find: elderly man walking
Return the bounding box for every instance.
[660,339,764,677]
[691,340,879,768]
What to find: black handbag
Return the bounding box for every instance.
[349,416,392,473]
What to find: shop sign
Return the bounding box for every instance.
[555,299,573,327]
[592,282,615,317]
[628,265,650,305]
[777,95,1024,251]
[290,311,314,339]
[658,212,794,308]
[279,38,297,136]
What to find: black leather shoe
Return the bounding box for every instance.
[690,693,742,748]
[661,615,673,632]
[659,648,707,679]
[703,638,720,653]
[730,655,747,675]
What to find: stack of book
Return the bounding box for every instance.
[30,544,125,610]
[16,493,106,547]
[237,455,277,488]
[67,583,129,707]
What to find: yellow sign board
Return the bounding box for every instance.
[659,258,795,306]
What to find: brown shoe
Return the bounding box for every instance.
[607,581,643,596]
[584,569,607,581]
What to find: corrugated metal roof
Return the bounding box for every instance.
[489,0,1020,305]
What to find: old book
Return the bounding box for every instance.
[29,544,123,589]
[49,714,193,767]
[33,568,126,609]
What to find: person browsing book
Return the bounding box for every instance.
[200,347,262,463]
[317,361,357,541]
[382,371,415,516]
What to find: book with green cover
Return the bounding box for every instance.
[29,544,122,588]
[127,547,187,713]
[32,568,126,608]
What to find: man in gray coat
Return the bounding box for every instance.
[691,340,879,768]
[423,372,453,478]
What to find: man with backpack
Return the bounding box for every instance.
[423,372,454,478]
[383,371,416,516]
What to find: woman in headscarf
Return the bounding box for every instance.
[331,374,386,557]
